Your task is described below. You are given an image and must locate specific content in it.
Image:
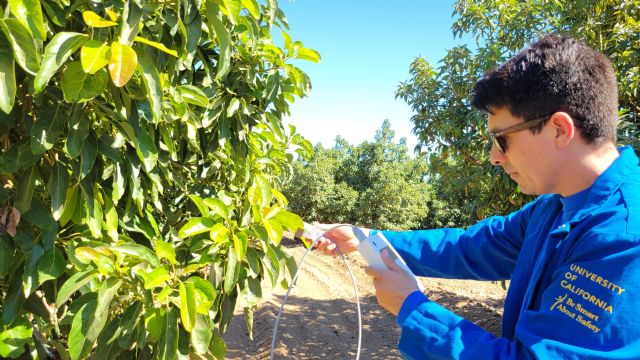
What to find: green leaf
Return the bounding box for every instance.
[160,308,179,360]
[80,40,110,74]
[232,232,248,261]
[61,62,108,102]
[209,329,227,359]
[137,58,163,124]
[15,166,37,213]
[135,126,158,173]
[224,250,239,294]
[79,180,102,238]
[134,36,178,57]
[178,217,215,238]
[82,10,118,27]
[34,32,89,93]
[119,0,143,45]
[155,240,176,265]
[80,131,98,179]
[55,269,99,308]
[295,45,321,63]
[205,1,231,79]
[48,163,69,220]
[9,0,46,41]
[0,30,16,114]
[178,85,209,107]
[226,97,240,117]
[179,282,197,332]
[31,103,67,154]
[0,317,32,358]
[189,195,208,216]
[111,162,126,203]
[69,301,96,360]
[145,307,165,341]
[87,278,122,341]
[204,198,229,219]
[185,276,216,314]
[0,19,40,75]
[109,42,137,87]
[273,210,303,231]
[36,247,66,284]
[59,184,79,227]
[0,237,14,278]
[66,106,90,158]
[241,0,261,19]
[103,194,118,241]
[111,244,160,267]
[139,265,171,290]
[191,314,213,354]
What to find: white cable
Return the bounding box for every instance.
[269,224,363,360]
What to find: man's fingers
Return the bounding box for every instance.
[381,250,401,272]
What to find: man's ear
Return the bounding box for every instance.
[549,112,576,148]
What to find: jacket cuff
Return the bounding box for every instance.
[396,290,429,326]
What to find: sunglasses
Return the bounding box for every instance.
[489,115,552,153]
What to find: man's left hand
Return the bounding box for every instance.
[364,250,422,315]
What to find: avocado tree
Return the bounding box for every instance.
[396,0,639,222]
[0,0,317,358]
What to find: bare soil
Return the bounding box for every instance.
[223,239,506,359]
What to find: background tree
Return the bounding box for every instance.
[285,120,457,230]
[0,0,317,358]
[396,0,640,224]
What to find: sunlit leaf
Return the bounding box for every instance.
[109,42,137,87]
[81,40,110,74]
[82,10,118,27]
[34,32,88,92]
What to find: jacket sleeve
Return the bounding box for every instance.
[392,229,640,359]
[379,196,546,281]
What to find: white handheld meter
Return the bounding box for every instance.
[357,231,425,291]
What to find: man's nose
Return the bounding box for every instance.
[490,143,506,166]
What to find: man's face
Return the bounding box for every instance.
[488,107,557,195]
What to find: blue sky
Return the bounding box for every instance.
[277,0,474,152]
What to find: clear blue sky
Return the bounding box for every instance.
[277,0,473,152]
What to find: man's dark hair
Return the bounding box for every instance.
[472,34,618,145]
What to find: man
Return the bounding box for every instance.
[314,34,640,359]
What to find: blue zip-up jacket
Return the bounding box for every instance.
[378,146,640,359]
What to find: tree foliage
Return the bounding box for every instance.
[285,120,460,231]
[0,0,318,358]
[396,0,640,223]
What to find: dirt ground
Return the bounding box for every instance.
[223,239,507,359]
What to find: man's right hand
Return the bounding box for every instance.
[312,223,366,256]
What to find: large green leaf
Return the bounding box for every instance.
[61,62,108,102]
[87,278,122,341]
[135,126,158,172]
[34,32,88,93]
[109,42,137,87]
[137,58,163,124]
[0,19,40,75]
[9,0,45,41]
[119,0,143,45]
[185,276,216,314]
[48,162,69,220]
[15,166,37,213]
[179,282,197,332]
[110,244,160,267]
[178,217,215,238]
[0,30,16,114]
[59,184,79,227]
[66,106,90,158]
[55,269,99,307]
[31,103,67,154]
[223,250,239,294]
[69,301,96,360]
[80,40,110,74]
[36,247,66,284]
[0,237,13,278]
[191,314,213,354]
[139,265,171,290]
[155,240,176,265]
[0,317,32,358]
[178,85,209,107]
[205,1,231,79]
[159,308,179,360]
[241,0,261,19]
[79,131,98,179]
